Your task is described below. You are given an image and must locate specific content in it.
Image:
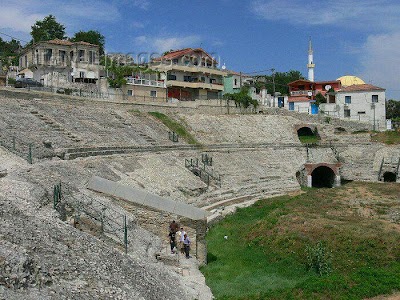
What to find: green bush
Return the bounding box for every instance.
[305,241,332,276]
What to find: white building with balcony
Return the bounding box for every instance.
[123,75,167,102]
[150,48,227,101]
[19,39,100,87]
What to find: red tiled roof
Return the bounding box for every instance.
[153,48,216,62]
[288,79,313,85]
[339,84,385,92]
[288,96,311,103]
[315,80,341,85]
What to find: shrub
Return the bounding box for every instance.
[305,241,333,276]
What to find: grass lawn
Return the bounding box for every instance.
[371,131,400,144]
[201,182,400,299]
[298,135,320,144]
[147,111,200,145]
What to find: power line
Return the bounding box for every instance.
[0,31,29,44]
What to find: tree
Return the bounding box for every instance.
[255,70,304,96]
[71,30,105,55]
[30,15,66,43]
[224,86,259,111]
[315,92,327,106]
[386,99,400,120]
[0,38,21,68]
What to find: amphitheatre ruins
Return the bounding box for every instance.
[0,87,399,299]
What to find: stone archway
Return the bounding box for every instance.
[297,127,314,137]
[311,166,336,188]
[383,172,397,182]
[304,163,342,188]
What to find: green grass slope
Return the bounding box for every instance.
[202,183,400,300]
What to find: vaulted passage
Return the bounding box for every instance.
[297,127,314,137]
[311,166,335,188]
[383,172,397,182]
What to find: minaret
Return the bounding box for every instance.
[307,38,315,82]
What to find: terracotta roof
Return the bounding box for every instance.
[314,80,341,85]
[339,84,385,92]
[288,79,313,85]
[288,96,311,103]
[153,48,216,62]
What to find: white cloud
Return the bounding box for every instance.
[0,0,120,36]
[359,32,400,98]
[251,0,400,31]
[133,0,150,10]
[130,21,145,29]
[135,35,202,53]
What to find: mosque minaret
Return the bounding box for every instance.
[307,38,315,82]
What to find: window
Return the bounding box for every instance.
[150,90,157,97]
[127,90,133,96]
[59,50,66,64]
[210,78,216,84]
[183,76,192,82]
[200,76,205,82]
[79,50,85,62]
[345,96,351,104]
[44,49,52,62]
[89,51,96,64]
[172,59,178,64]
[70,51,74,62]
[79,71,85,78]
[372,95,378,103]
[167,74,176,80]
[358,111,366,114]
[234,78,238,86]
[344,109,350,117]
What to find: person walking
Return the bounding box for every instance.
[169,220,179,233]
[183,233,191,259]
[168,230,176,254]
[179,227,186,254]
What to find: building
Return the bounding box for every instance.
[151,48,226,101]
[223,70,255,94]
[287,40,386,129]
[19,39,100,87]
[287,79,342,114]
[321,83,386,130]
[123,73,166,102]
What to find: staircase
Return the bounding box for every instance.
[378,157,400,181]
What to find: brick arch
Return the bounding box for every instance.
[294,124,317,133]
[304,163,341,176]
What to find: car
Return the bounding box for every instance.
[14,78,43,88]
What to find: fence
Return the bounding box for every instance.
[185,155,221,187]
[0,135,33,164]
[52,182,132,254]
[168,131,179,142]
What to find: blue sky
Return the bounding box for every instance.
[1,0,400,98]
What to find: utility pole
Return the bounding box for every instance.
[271,68,276,107]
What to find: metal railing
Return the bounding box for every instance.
[52,183,132,254]
[168,131,179,142]
[126,78,165,88]
[0,135,33,164]
[185,155,221,187]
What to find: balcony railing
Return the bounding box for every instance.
[290,90,314,96]
[126,78,166,88]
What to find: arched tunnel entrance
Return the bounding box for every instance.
[297,127,314,137]
[383,172,397,182]
[311,166,336,188]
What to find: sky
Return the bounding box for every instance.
[1,0,400,99]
